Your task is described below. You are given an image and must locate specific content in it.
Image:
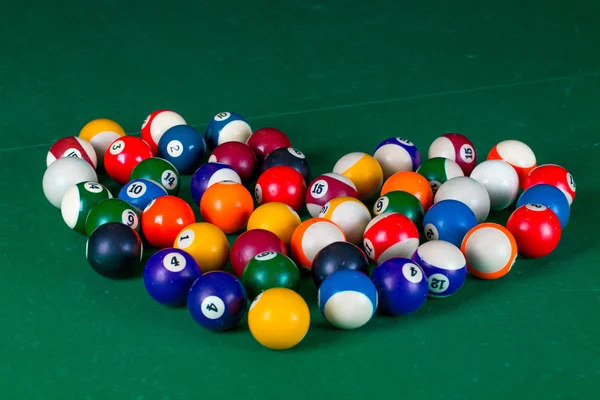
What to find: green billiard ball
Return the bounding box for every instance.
[241,251,300,300]
[373,191,425,228]
[129,157,180,196]
[85,198,141,236]
[416,157,464,194]
[86,222,143,278]
[61,181,113,234]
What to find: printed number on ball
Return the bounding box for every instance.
[127,182,147,198]
[310,180,329,199]
[214,112,231,122]
[163,252,187,272]
[255,251,277,261]
[109,140,125,155]
[403,263,423,283]
[122,210,139,228]
[176,230,194,248]
[166,140,184,157]
[428,273,449,294]
[161,170,178,190]
[201,296,225,319]
[84,182,104,193]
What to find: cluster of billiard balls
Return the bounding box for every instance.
[41,110,576,351]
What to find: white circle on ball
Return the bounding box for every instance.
[109,140,125,155]
[201,296,226,319]
[207,155,217,163]
[459,144,475,164]
[429,180,442,193]
[525,203,547,211]
[288,148,305,159]
[567,172,576,192]
[121,209,139,229]
[84,182,104,193]
[163,252,187,272]
[161,170,178,190]
[423,223,439,241]
[402,263,423,283]
[214,112,231,122]
[395,137,414,146]
[373,196,389,215]
[126,182,147,198]
[254,184,263,203]
[310,180,329,199]
[249,292,264,311]
[254,251,277,261]
[428,273,450,294]
[166,140,184,157]
[176,229,195,248]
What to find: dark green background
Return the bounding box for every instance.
[1,1,599,399]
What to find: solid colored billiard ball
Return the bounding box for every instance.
[79,118,126,166]
[422,199,478,247]
[261,147,311,185]
[506,203,562,258]
[363,212,420,264]
[43,157,98,208]
[255,166,307,212]
[61,181,112,234]
[523,164,576,205]
[318,269,378,330]
[118,178,168,211]
[157,125,207,174]
[104,136,153,185]
[434,176,491,223]
[85,198,140,236]
[416,157,464,194]
[318,196,371,244]
[189,162,241,205]
[205,111,252,149]
[487,139,537,186]
[246,202,301,247]
[200,181,254,234]
[305,173,358,218]
[290,218,346,270]
[373,137,421,179]
[47,136,98,169]
[428,133,477,175]
[141,109,187,154]
[332,152,383,201]
[461,223,518,280]
[470,160,520,211]
[242,251,300,299]
[370,257,428,316]
[86,222,143,279]
[248,287,310,350]
[188,271,248,332]
[246,127,292,161]
[517,184,570,228]
[412,240,467,298]
[130,157,181,196]
[311,241,369,288]
[208,141,257,183]
[174,222,230,272]
[230,229,288,277]
[380,171,434,211]
[143,247,201,306]
[373,191,424,228]
[141,196,196,249]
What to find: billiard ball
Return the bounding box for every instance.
[469,160,520,211]
[523,164,576,206]
[416,157,464,194]
[78,118,126,166]
[47,136,98,169]
[104,136,153,185]
[434,176,491,223]
[230,229,288,277]
[332,152,383,201]
[380,171,434,211]
[412,240,467,298]
[61,181,112,234]
[373,191,424,227]
[85,198,141,236]
[130,157,181,196]
[188,271,248,332]
[205,111,253,149]
[141,109,187,154]
[247,287,310,350]
[86,222,143,278]
[189,162,241,205]
[290,218,346,270]
[141,196,196,249]
[487,140,537,186]
[428,133,477,175]
[318,269,377,330]
[373,137,421,179]
[422,199,477,247]
[246,127,292,161]
[242,251,301,299]
[174,222,230,272]
[118,178,168,211]
[305,173,358,218]
[506,203,562,258]
[261,147,311,185]
[143,248,201,306]
[43,157,98,208]
[311,241,369,288]
[208,141,257,183]
[157,125,207,174]
[200,181,254,234]
[461,223,518,280]
[255,166,307,212]
[318,196,371,244]
[363,212,420,264]
[517,184,570,228]
[370,257,428,316]
[246,202,301,247]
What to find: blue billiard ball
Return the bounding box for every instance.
[118,178,168,211]
[370,257,428,316]
[157,125,207,174]
[516,184,570,228]
[412,241,467,298]
[187,271,248,332]
[189,162,242,205]
[318,269,378,330]
[143,248,202,307]
[261,147,311,184]
[422,199,477,247]
[205,111,252,149]
[373,137,421,179]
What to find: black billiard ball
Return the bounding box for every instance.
[261,147,311,184]
[86,222,143,278]
[311,241,370,287]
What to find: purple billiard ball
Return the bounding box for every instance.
[411,241,467,298]
[373,137,421,179]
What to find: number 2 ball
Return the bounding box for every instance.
[104,136,154,185]
[305,173,358,218]
[157,124,207,174]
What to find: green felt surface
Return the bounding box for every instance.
[1,1,599,399]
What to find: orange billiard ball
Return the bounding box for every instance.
[380,171,434,211]
[200,181,254,234]
[141,196,196,248]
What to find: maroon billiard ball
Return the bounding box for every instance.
[246,127,292,161]
[208,142,257,183]
[230,229,287,277]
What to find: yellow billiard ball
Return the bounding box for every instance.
[79,118,126,166]
[173,222,229,272]
[246,202,301,247]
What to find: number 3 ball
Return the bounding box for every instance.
[412,240,467,298]
[118,178,168,211]
[104,136,154,185]
[86,222,143,279]
[305,173,358,218]
[157,125,207,174]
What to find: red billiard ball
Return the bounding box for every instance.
[208,142,257,184]
[254,166,307,211]
[506,203,562,258]
[230,229,288,277]
[104,136,154,185]
[523,164,576,206]
[246,128,292,161]
[362,212,420,264]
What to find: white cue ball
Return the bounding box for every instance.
[469,160,520,211]
[434,176,491,223]
[43,157,98,208]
